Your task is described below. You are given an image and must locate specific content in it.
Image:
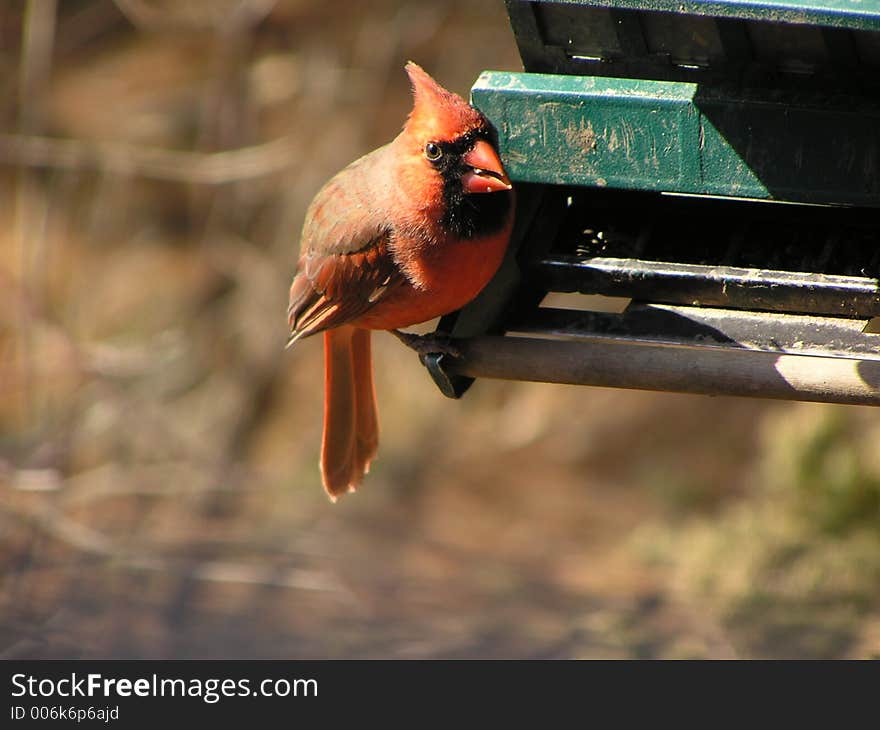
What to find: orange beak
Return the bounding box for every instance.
[461,139,513,194]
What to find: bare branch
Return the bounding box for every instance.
[0,134,299,184]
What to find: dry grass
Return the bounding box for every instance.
[1,0,878,659]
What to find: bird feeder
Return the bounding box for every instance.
[425,0,880,406]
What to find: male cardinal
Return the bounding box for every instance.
[287,62,514,500]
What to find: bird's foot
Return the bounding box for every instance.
[390,329,461,359]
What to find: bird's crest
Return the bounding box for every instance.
[404,61,484,140]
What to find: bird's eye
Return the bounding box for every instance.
[424,142,442,161]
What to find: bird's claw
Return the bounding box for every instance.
[390,329,461,359]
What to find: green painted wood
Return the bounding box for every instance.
[524,0,880,31]
[471,71,880,206]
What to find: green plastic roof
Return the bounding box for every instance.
[530,0,880,31]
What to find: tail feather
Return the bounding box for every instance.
[321,327,357,498]
[320,326,379,499]
[351,328,379,478]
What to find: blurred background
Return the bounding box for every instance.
[2,0,879,659]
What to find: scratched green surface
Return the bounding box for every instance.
[472,71,880,206]
[527,0,880,31]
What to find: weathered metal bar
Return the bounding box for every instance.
[533,256,880,317]
[471,71,880,206]
[442,335,880,405]
[513,304,880,359]
[517,0,880,32]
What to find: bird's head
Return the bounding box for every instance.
[397,62,513,238]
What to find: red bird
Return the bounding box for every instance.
[287,62,514,500]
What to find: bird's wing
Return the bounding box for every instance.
[287,152,407,344]
[287,231,403,344]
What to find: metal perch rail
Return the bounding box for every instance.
[437,333,880,406]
